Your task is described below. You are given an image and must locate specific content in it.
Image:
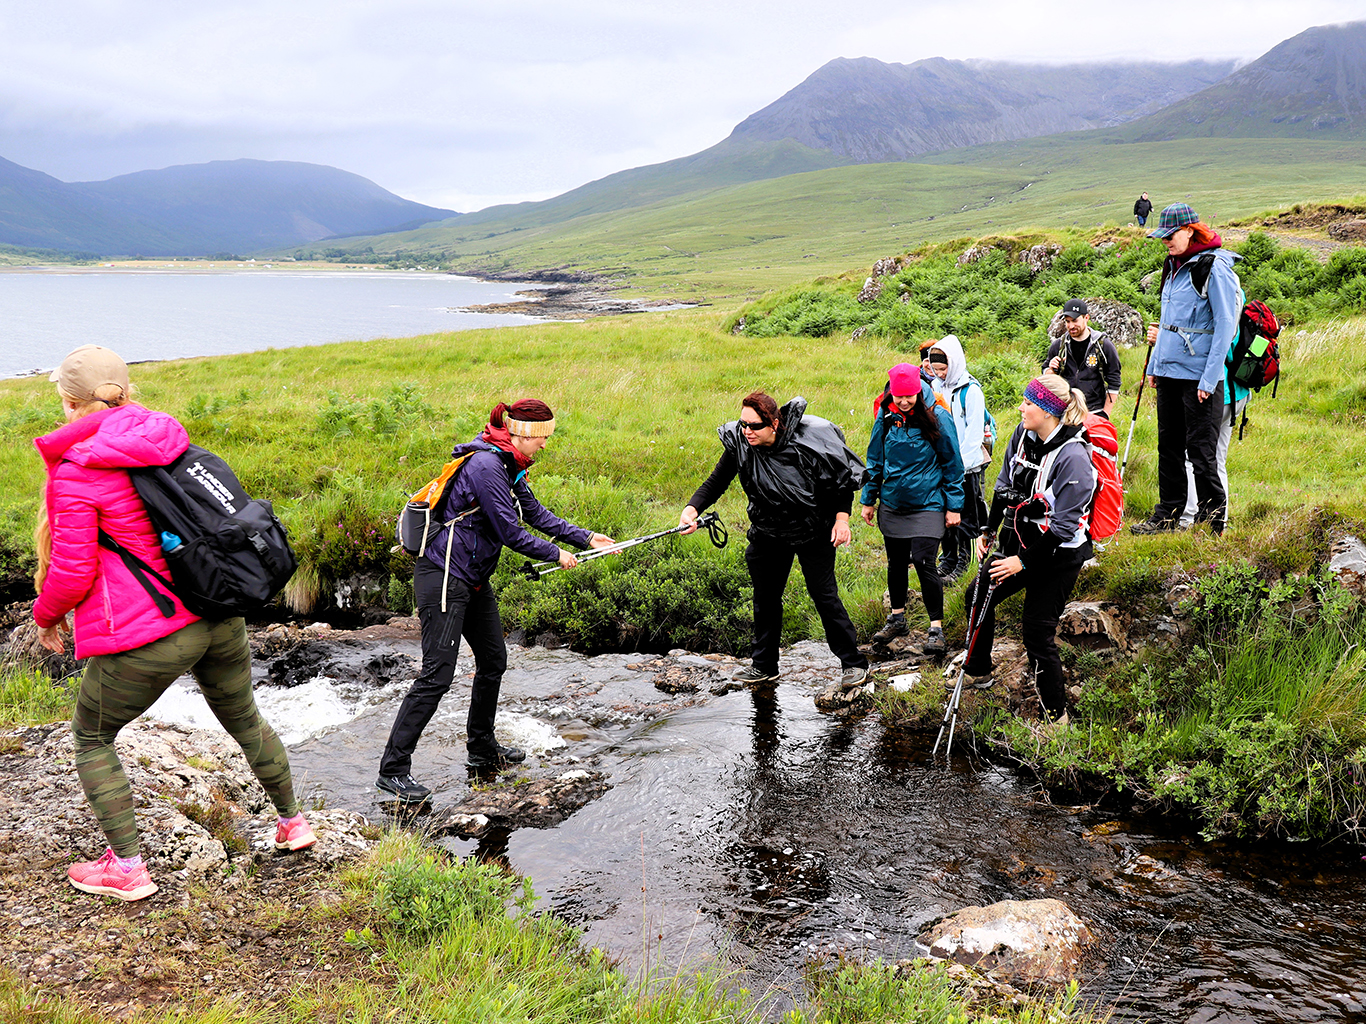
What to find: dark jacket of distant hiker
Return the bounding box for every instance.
[688,397,866,546]
[1134,196,1153,219]
[425,439,592,587]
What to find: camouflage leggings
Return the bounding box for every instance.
[72,617,298,857]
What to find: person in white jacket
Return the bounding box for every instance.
[928,335,990,583]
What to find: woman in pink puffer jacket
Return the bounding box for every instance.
[33,346,315,902]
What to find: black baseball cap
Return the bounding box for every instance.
[1061,298,1088,318]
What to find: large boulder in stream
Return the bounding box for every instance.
[918,897,1094,985]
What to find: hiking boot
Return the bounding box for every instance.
[467,744,527,769]
[274,814,317,852]
[733,665,779,684]
[839,666,869,691]
[965,672,995,690]
[67,848,159,902]
[923,625,946,654]
[376,774,432,804]
[1129,517,1176,536]
[871,613,908,645]
[939,547,971,585]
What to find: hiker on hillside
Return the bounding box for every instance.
[679,392,870,690]
[927,337,991,583]
[1130,203,1238,536]
[1042,299,1121,419]
[1179,336,1251,529]
[965,374,1094,725]
[918,341,946,401]
[32,345,316,903]
[1134,192,1153,227]
[860,363,964,653]
[377,400,615,802]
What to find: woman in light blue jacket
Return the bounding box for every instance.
[1130,203,1240,537]
[928,335,991,582]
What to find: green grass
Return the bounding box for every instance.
[310,138,1366,300]
[0,667,76,728]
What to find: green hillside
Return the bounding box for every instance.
[319,137,1366,300]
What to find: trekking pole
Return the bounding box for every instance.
[1120,334,1155,483]
[521,512,727,579]
[932,543,998,761]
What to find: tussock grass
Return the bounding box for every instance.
[0,668,76,728]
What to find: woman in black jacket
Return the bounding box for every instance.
[680,391,869,690]
[964,374,1094,724]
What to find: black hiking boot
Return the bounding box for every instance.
[1129,516,1177,536]
[733,665,780,684]
[923,625,946,654]
[376,773,432,804]
[467,744,527,769]
[871,613,908,645]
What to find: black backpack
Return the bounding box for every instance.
[99,444,297,620]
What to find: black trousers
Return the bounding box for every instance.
[884,535,943,619]
[1153,376,1226,532]
[963,558,1082,719]
[745,533,867,676]
[378,558,508,775]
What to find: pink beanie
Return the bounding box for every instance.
[887,363,921,398]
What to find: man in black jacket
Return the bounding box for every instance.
[680,391,869,690]
[1042,299,1122,418]
[1134,192,1153,227]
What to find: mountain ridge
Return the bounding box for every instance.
[0,158,458,256]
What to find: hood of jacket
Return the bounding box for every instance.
[35,403,189,472]
[935,335,970,394]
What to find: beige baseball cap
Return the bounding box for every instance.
[49,345,130,403]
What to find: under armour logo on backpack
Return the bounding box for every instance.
[187,461,239,515]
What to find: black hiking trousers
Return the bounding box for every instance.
[745,533,867,676]
[964,557,1081,720]
[379,558,508,776]
[1153,377,1226,532]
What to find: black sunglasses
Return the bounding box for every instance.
[738,419,768,431]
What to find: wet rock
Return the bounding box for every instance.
[334,573,387,610]
[919,897,1094,985]
[1058,601,1126,652]
[653,667,702,694]
[893,958,1028,1007]
[814,680,873,712]
[264,640,416,689]
[1328,534,1366,595]
[1047,298,1144,348]
[427,770,612,838]
[710,679,747,696]
[1019,243,1061,277]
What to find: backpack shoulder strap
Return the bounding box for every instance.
[97,530,177,618]
[1189,252,1219,300]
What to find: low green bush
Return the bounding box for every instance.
[375,849,534,943]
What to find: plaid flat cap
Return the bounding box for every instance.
[1148,202,1200,239]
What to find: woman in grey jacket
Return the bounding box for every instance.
[965,375,1094,723]
[1131,202,1240,536]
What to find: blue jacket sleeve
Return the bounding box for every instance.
[1201,259,1242,394]
[860,411,886,507]
[932,406,966,512]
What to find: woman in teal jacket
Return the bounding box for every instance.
[860,362,964,652]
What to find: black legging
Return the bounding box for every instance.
[884,535,943,619]
[963,557,1081,718]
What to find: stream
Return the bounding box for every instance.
[145,632,1366,1023]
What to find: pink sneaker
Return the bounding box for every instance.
[67,848,159,902]
[274,814,317,852]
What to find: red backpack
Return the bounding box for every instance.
[1032,414,1123,543]
[1080,414,1124,541]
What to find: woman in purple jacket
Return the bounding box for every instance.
[377,399,613,802]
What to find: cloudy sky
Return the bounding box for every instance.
[0,1,1359,213]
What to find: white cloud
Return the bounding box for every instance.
[0,0,1358,209]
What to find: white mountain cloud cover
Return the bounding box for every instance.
[0,0,1358,211]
